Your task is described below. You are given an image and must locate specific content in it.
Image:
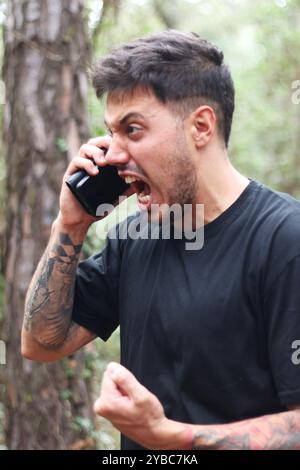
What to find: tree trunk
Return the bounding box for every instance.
[2,0,95,449]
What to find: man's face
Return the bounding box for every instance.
[104,89,198,221]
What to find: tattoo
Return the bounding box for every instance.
[192,409,300,450]
[24,233,82,349]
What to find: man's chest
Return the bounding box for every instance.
[119,239,262,352]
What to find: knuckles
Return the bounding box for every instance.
[94,399,112,418]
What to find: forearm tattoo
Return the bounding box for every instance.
[192,409,300,450]
[24,233,82,349]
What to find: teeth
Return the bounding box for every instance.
[124,175,151,203]
[125,176,140,183]
[138,193,151,203]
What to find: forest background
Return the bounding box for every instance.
[0,0,299,450]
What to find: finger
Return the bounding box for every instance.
[107,362,150,403]
[65,156,99,179]
[101,368,123,399]
[87,136,112,149]
[78,144,107,166]
[94,369,128,417]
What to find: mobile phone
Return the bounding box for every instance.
[66,154,129,216]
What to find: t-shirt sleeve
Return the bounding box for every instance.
[263,254,300,406]
[71,230,122,341]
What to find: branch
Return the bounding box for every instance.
[152,0,179,29]
[91,0,121,47]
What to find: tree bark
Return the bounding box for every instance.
[2,0,95,449]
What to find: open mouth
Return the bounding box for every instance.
[124,175,152,206]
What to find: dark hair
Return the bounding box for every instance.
[92,30,235,147]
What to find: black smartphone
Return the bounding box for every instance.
[66,157,129,216]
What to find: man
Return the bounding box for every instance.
[22,30,300,450]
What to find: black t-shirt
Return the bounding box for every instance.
[72,179,300,449]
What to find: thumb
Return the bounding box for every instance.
[107,362,148,402]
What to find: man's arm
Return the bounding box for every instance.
[94,363,300,450]
[191,404,300,450]
[21,216,96,362]
[22,136,122,362]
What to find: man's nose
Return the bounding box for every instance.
[105,137,130,166]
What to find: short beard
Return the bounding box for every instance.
[147,131,198,227]
[166,133,198,207]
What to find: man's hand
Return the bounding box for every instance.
[59,136,112,229]
[94,362,169,449]
[95,363,300,450]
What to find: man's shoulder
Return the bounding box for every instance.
[255,181,300,231]
[270,186,300,214]
[254,182,300,264]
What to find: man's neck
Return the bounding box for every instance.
[194,156,249,225]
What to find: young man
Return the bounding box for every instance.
[22,30,300,450]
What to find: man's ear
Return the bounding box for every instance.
[189,105,216,148]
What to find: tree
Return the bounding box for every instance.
[2,0,96,449]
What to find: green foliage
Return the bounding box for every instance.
[62,357,76,379]
[55,137,68,154]
[60,389,73,401]
[72,416,94,433]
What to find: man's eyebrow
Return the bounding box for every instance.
[104,112,145,130]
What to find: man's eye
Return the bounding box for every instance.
[127,125,141,135]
